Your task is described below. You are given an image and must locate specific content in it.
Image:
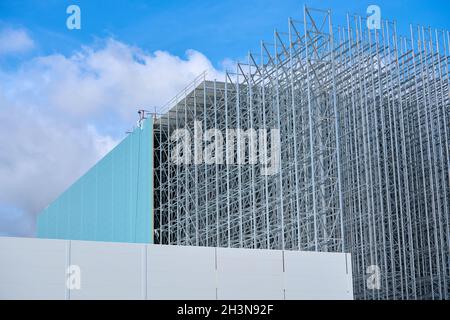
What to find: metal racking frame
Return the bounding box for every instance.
[152,7,449,299]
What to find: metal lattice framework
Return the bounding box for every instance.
[152,7,449,300]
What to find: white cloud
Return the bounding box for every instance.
[0,36,223,236]
[0,106,116,212]
[0,28,34,55]
[3,39,222,123]
[0,204,33,237]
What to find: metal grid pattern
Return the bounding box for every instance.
[152,7,449,300]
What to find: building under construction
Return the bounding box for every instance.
[153,7,449,300]
[37,7,449,300]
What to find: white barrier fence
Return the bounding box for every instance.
[0,237,353,300]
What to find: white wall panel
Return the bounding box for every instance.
[283,251,353,300]
[0,237,67,299]
[147,245,216,300]
[216,248,284,300]
[69,240,146,300]
[0,237,353,300]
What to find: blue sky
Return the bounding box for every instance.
[1,0,449,68]
[0,0,449,237]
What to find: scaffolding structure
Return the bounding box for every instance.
[153,7,449,299]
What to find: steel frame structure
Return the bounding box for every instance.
[152,7,449,300]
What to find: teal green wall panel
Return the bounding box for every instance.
[37,118,153,244]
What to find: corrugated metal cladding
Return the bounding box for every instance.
[37,118,153,243]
